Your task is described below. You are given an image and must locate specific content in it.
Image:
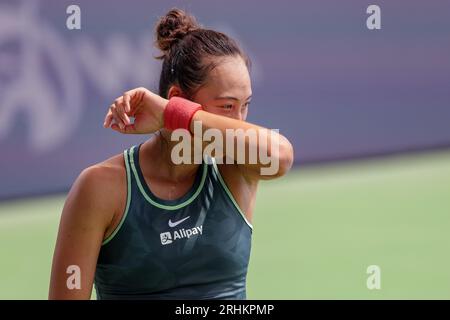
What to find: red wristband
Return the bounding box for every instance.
[163,97,202,131]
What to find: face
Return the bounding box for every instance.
[192,55,252,121]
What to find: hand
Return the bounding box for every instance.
[103,87,168,134]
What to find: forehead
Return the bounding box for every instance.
[197,56,252,99]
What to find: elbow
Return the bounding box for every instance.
[261,137,294,179]
[276,139,294,178]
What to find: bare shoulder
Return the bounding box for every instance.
[77,153,125,193]
[66,152,127,223]
[78,153,126,189]
[49,152,127,299]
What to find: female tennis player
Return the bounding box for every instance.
[49,8,293,299]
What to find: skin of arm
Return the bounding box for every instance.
[104,87,294,182]
[49,162,124,299]
[190,109,294,181]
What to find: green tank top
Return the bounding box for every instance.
[94,144,253,299]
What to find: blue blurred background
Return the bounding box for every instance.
[0,0,449,299]
[1,0,449,199]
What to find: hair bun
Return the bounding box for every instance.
[155,8,200,57]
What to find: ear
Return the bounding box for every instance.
[167,85,186,100]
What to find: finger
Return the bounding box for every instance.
[114,99,131,126]
[111,123,137,134]
[104,109,113,128]
[123,123,137,134]
[110,106,125,129]
[123,92,131,113]
[111,123,123,132]
[125,87,143,98]
[125,87,147,112]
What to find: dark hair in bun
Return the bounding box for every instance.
[155,8,200,56]
[154,8,251,99]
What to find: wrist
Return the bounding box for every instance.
[152,93,169,130]
[163,97,202,131]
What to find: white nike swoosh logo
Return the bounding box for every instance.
[168,216,190,228]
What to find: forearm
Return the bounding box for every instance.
[189,110,294,179]
[104,88,294,178]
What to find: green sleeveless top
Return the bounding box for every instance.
[94,144,253,299]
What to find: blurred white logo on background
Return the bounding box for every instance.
[0,1,158,153]
[0,1,82,152]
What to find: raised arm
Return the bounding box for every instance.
[189,108,294,180]
[103,87,294,181]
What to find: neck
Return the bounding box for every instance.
[142,130,201,182]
